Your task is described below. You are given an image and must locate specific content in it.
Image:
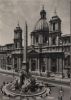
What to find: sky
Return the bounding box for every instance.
[0,0,70,45]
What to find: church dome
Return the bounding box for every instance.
[34,19,49,31]
[34,6,49,32]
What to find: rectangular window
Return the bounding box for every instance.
[36,37,38,43]
[53,23,55,31]
[15,43,17,48]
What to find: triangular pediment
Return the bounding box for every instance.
[28,49,39,54]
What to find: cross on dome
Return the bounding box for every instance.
[54,8,57,16]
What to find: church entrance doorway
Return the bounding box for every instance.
[31,59,36,71]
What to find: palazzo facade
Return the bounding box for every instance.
[0,7,70,76]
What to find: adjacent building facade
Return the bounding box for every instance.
[0,7,70,77]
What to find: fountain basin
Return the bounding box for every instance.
[2,82,48,98]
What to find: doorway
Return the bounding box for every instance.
[51,58,57,72]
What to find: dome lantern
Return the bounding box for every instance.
[40,6,46,19]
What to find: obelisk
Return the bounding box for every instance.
[22,21,28,72]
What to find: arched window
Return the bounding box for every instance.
[53,23,55,31]
[36,36,38,43]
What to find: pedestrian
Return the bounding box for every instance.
[1,85,3,93]
[49,87,51,94]
[46,87,50,96]
[3,81,5,86]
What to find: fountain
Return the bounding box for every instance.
[2,22,50,99]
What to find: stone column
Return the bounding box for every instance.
[19,58,21,71]
[63,58,64,69]
[62,58,64,75]
[59,58,62,73]
[5,57,7,70]
[57,58,59,73]
[37,58,39,73]
[12,57,14,70]
[47,58,49,72]
[35,58,37,71]
[29,58,31,72]
[48,58,51,72]
[45,58,47,73]
[31,35,33,45]
[56,36,59,45]
[17,58,19,71]
[49,37,51,46]
[31,36,34,45]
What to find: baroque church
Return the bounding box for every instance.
[0,7,70,77]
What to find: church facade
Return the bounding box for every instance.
[0,7,70,77]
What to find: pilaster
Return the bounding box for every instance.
[48,58,51,72]
[57,58,59,73]
[49,37,51,46]
[59,58,62,72]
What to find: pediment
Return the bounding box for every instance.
[28,50,39,54]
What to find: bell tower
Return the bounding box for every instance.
[14,23,22,49]
[49,10,62,46]
[12,23,23,72]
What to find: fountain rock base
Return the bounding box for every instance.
[2,71,50,99]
